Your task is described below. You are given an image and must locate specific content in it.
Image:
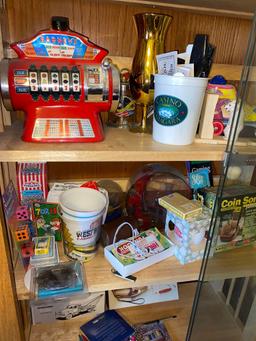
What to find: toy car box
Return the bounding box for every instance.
[201,185,256,252]
[30,292,105,324]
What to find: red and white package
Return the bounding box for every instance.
[17,163,48,206]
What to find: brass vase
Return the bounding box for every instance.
[129,12,172,133]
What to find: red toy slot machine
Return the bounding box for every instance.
[0,16,120,142]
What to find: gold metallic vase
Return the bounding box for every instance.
[129,12,172,133]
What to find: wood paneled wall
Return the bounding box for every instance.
[5,0,252,64]
[48,161,187,181]
[47,161,222,182]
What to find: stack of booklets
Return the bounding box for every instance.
[79,310,135,341]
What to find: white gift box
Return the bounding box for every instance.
[104,242,174,278]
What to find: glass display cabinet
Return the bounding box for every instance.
[0,2,255,341]
[187,12,256,341]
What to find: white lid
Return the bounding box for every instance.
[59,187,107,213]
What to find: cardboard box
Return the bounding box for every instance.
[30,292,105,324]
[165,207,211,264]
[108,283,178,309]
[17,162,48,206]
[202,185,256,252]
[159,193,202,220]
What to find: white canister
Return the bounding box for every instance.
[59,187,108,262]
[153,75,208,145]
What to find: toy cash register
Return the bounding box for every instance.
[0,16,120,142]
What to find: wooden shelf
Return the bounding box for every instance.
[14,245,202,300]
[206,245,256,281]
[29,281,244,341]
[84,247,201,292]
[15,244,256,300]
[29,282,196,341]
[0,120,240,162]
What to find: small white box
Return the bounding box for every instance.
[30,292,105,324]
[104,243,174,277]
[108,283,179,309]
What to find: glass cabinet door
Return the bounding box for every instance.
[187,12,256,341]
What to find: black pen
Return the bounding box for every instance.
[111,269,137,283]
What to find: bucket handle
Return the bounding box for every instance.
[99,188,109,224]
[57,205,63,217]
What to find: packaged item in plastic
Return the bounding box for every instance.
[189,168,210,190]
[134,320,171,341]
[33,261,84,298]
[186,161,213,186]
[30,236,59,267]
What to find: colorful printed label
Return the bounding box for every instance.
[17,33,100,59]
[154,95,188,126]
[14,70,29,94]
[14,70,28,76]
[111,227,171,266]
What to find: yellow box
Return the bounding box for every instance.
[158,193,202,220]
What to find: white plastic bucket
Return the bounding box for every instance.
[153,75,208,145]
[59,187,108,262]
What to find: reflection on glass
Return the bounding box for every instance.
[187,13,256,341]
